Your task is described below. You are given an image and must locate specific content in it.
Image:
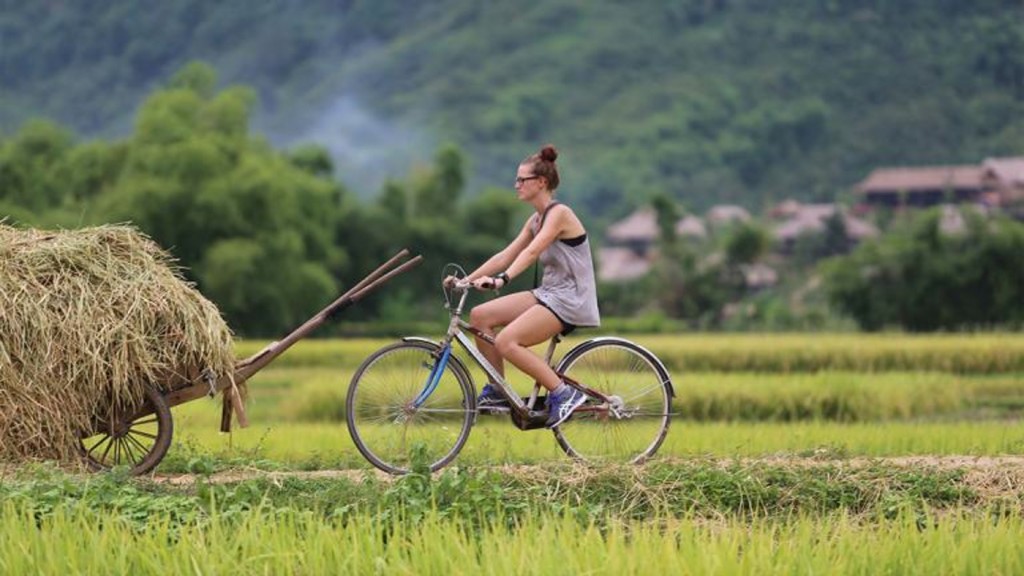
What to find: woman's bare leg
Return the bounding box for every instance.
[468,291,538,380]
[494,305,563,391]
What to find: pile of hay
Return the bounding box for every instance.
[0,224,236,463]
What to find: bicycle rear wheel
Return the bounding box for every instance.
[552,338,672,464]
[346,340,475,475]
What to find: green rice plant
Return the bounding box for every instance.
[634,333,1024,373]
[675,372,972,422]
[235,333,1024,374]
[1,502,1022,575]
[658,421,1024,458]
[163,416,1024,472]
[163,363,1024,472]
[257,369,1020,424]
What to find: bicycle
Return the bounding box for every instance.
[345,264,675,474]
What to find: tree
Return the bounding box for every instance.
[724,221,770,267]
[0,120,74,211]
[822,207,1024,331]
[413,144,464,219]
[95,62,346,335]
[650,193,684,316]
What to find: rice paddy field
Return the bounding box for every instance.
[4,333,1024,574]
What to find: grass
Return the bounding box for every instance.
[7,335,1024,573]
[233,334,1024,373]
[272,367,1024,424]
[164,408,1024,473]
[2,496,1023,575]
[0,457,1012,525]
[159,361,1024,473]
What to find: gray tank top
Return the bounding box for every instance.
[530,204,601,327]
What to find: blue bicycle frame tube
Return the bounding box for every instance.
[413,344,452,407]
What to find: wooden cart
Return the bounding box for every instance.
[78,250,422,475]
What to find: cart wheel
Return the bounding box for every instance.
[79,383,173,475]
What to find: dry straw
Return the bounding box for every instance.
[0,224,236,463]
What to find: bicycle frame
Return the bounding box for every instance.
[414,283,613,430]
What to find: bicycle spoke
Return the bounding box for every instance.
[413,407,471,414]
[620,381,670,404]
[554,340,671,463]
[347,342,474,475]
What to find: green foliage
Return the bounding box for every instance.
[231,334,1024,373]
[792,210,853,265]
[0,460,982,529]
[463,187,527,242]
[823,208,1024,331]
[99,71,345,334]
[0,120,74,211]
[3,17,1023,333]
[724,221,771,266]
[287,144,335,178]
[3,1,1023,213]
[0,65,356,335]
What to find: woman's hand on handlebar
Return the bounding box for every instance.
[444,274,505,292]
[471,277,497,291]
[443,276,477,291]
[444,276,502,291]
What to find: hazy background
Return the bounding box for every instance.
[1,0,1022,336]
[3,0,1021,214]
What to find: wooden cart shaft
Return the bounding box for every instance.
[163,249,422,414]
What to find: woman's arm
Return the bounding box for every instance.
[465,217,536,281]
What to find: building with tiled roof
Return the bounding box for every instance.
[854,157,1024,209]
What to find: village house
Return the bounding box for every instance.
[853,156,1024,210]
[598,207,697,281]
[706,204,751,226]
[603,207,707,257]
[854,165,985,208]
[770,202,878,253]
[981,157,1024,208]
[598,205,770,284]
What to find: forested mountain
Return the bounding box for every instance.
[2,0,1022,217]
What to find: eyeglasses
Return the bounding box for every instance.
[515,175,541,185]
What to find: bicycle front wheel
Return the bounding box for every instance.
[346,340,475,475]
[553,338,673,464]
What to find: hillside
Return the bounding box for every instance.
[2,0,1022,217]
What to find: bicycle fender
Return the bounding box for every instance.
[561,336,676,398]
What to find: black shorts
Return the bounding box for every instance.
[534,297,576,336]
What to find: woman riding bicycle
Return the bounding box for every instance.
[454,144,600,428]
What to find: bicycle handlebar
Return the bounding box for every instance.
[450,278,496,291]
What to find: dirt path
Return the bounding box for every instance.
[152,455,1024,493]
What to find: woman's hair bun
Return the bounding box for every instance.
[540,145,558,163]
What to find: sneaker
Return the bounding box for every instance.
[545,386,586,428]
[476,383,509,410]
